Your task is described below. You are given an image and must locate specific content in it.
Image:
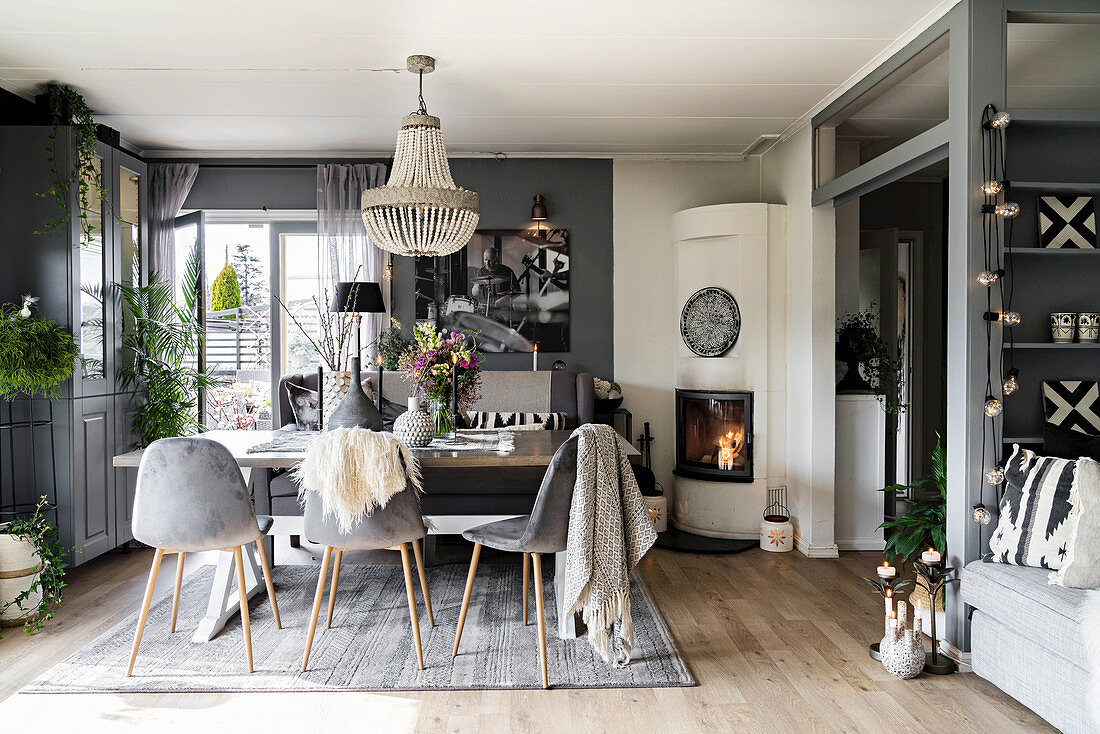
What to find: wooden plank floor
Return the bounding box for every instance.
[0,543,1056,733]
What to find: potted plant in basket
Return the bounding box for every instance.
[399,323,482,435]
[836,309,905,413]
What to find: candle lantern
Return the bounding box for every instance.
[759,486,793,553]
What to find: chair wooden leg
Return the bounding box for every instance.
[399,543,425,670]
[232,546,254,673]
[255,539,281,629]
[522,552,530,626]
[411,538,435,627]
[127,548,166,677]
[452,542,481,657]
[170,551,185,634]
[301,546,332,672]
[532,553,549,689]
[326,550,343,629]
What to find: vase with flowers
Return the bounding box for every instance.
[399,323,482,436]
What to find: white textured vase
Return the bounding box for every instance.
[0,530,42,626]
[321,370,353,421]
[393,397,434,448]
[880,627,925,679]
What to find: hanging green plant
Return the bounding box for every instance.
[0,297,78,401]
[36,83,104,240]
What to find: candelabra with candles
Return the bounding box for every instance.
[914,555,960,675]
[864,561,912,661]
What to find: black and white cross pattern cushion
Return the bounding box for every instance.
[1039,195,1096,249]
[988,444,1076,570]
[1042,380,1100,435]
[464,411,567,431]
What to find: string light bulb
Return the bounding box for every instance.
[981,180,1004,196]
[984,396,1003,417]
[977,269,1005,287]
[996,202,1020,218]
[1002,368,1020,396]
[1003,311,1021,327]
[985,111,1011,129]
[985,466,1005,485]
[972,504,992,525]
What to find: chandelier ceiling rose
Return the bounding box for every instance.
[362,54,479,258]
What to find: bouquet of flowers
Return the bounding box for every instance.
[399,323,482,434]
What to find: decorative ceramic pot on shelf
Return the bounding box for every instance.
[1077,312,1100,343]
[394,397,434,448]
[1051,312,1077,343]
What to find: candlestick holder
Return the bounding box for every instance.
[864,575,912,660]
[914,561,960,675]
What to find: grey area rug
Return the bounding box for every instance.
[24,563,693,693]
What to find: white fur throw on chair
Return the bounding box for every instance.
[293,428,422,534]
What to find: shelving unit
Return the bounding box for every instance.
[999,109,1100,447]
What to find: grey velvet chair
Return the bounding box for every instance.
[299,486,434,672]
[128,437,281,676]
[452,435,579,688]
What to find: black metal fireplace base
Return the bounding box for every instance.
[654,527,757,554]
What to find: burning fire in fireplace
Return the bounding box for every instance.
[675,389,754,482]
[717,429,745,471]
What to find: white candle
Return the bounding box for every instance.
[921,548,942,565]
[877,562,896,579]
[914,599,923,638]
[884,590,893,617]
[533,343,538,371]
[896,600,907,631]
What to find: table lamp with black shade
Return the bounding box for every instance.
[325,281,386,431]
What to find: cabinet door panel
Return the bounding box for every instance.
[113,393,138,545]
[72,397,114,562]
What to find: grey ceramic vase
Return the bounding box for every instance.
[326,356,384,431]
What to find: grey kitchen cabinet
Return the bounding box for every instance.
[0,125,147,565]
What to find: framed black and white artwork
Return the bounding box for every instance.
[1039,195,1096,249]
[414,229,570,353]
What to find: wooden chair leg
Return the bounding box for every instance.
[452,542,482,657]
[232,546,254,673]
[170,551,185,634]
[301,546,332,672]
[255,539,281,629]
[411,538,435,627]
[532,552,549,689]
[127,548,166,677]
[522,552,530,626]
[326,550,343,629]
[399,543,425,670]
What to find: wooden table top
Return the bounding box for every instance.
[112,429,638,469]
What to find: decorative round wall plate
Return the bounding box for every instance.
[680,287,741,357]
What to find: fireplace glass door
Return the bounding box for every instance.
[674,389,754,482]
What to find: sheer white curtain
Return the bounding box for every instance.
[148,163,199,286]
[317,163,388,359]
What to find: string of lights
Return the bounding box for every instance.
[974,104,1016,526]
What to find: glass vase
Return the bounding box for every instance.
[430,399,453,436]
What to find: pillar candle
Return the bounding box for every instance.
[451,352,459,430]
[921,547,942,564]
[533,343,538,371]
[376,355,384,411]
[884,591,893,618]
[877,562,896,579]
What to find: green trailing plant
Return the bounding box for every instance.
[36,83,105,239]
[0,496,68,638]
[878,435,947,564]
[0,297,78,400]
[836,309,906,414]
[373,320,411,370]
[210,262,242,314]
[116,245,222,446]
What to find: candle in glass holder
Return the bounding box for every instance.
[877,561,896,579]
[921,547,942,565]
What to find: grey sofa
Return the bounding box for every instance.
[962,561,1096,734]
[269,370,594,518]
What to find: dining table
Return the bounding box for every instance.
[113,428,639,644]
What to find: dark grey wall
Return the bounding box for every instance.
[177,157,615,378]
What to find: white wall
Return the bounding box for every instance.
[612,159,763,499]
[760,126,839,557]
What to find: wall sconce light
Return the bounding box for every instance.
[531,194,548,237]
[385,254,394,282]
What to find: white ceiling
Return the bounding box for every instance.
[0,0,957,158]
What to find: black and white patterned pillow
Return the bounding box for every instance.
[285,382,319,431]
[988,445,1076,569]
[1042,380,1100,435]
[1039,195,1096,249]
[464,411,567,431]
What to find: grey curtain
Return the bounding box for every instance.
[317,163,388,358]
[148,163,199,286]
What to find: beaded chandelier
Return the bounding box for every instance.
[361,55,479,257]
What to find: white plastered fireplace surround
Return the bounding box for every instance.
[672,203,788,540]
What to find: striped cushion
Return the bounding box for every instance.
[988,445,1076,570]
[464,411,567,431]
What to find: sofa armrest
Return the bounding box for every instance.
[576,372,594,426]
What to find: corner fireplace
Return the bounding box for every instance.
[674,389,754,483]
